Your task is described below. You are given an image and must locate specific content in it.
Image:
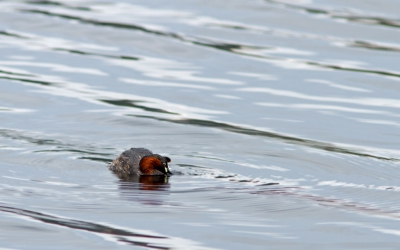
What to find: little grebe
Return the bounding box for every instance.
[109,148,172,176]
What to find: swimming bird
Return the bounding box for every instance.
[109,148,172,176]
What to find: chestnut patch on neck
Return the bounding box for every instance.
[140,156,163,175]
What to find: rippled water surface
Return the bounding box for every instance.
[1,0,400,249]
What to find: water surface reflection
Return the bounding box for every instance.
[117,174,171,191]
[1,0,400,249]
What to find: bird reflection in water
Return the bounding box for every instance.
[114,172,171,206]
[115,172,171,191]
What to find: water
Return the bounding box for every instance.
[0,0,400,249]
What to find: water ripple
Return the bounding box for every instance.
[0,204,218,250]
[2,64,399,162]
[265,0,400,29]
[2,6,398,81]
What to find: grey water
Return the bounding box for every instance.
[0,0,400,249]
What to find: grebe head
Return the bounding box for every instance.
[139,154,172,176]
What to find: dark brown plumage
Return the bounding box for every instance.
[109,148,172,176]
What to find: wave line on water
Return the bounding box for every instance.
[16,8,400,80]
[1,69,399,162]
[0,127,115,162]
[0,204,219,250]
[264,0,400,29]
[243,87,400,110]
